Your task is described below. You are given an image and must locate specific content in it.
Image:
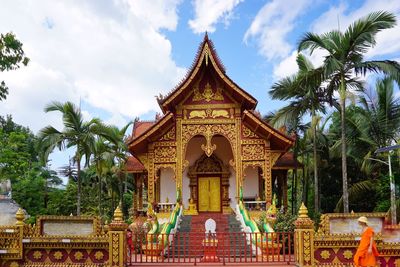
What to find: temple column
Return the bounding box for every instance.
[235,117,242,199]
[176,118,183,193]
[131,174,138,216]
[138,175,143,211]
[265,149,272,205]
[188,173,197,203]
[147,144,155,205]
[221,173,230,214]
[283,171,288,212]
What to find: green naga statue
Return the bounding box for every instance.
[263,194,277,233]
[144,205,160,243]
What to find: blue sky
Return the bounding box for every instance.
[0,0,399,173]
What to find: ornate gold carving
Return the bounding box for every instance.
[242,125,258,138]
[33,251,42,259]
[15,208,25,226]
[183,160,190,171]
[189,110,207,119]
[242,161,265,178]
[188,109,231,119]
[137,154,149,170]
[183,118,235,124]
[192,82,224,102]
[294,203,314,229]
[154,163,176,181]
[154,146,176,163]
[74,251,84,260]
[211,109,230,118]
[54,250,63,260]
[112,206,123,222]
[242,144,265,161]
[270,151,282,166]
[343,249,353,259]
[95,251,104,260]
[201,127,216,157]
[320,250,331,259]
[182,124,236,163]
[159,127,175,141]
[183,103,239,110]
[241,139,265,145]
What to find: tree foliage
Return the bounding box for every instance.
[0,32,30,101]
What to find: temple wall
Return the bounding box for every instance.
[160,168,176,203]
[243,167,259,199]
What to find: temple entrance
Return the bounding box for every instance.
[198,176,221,212]
[187,151,231,214]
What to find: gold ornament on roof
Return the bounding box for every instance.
[192,83,224,102]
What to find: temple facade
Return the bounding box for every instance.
[127,35,296,214]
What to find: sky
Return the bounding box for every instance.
[1,0,400,172]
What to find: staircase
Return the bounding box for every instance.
[167,213,253,258]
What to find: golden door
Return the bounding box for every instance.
[198,177,221,212]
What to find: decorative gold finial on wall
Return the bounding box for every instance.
[15,208,25,226]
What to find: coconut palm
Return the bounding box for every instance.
[38,101,101,215]
[270,54,329,213]
[100,123,132,211]
[298,11,400,212]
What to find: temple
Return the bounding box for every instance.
[127,34,297,215]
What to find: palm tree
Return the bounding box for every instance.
[38,101,101,215]
[298,11,400,212]
[92,137,113,219]
[270,54,328,213]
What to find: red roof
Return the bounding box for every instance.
[125,156,146,173]
[273,152,302,169]
[132,121,155,137]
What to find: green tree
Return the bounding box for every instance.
[298,11,400,212]
[0,32,30,101]
[38,101,101,215]
[0,115,37,183]
[270,54,329,213]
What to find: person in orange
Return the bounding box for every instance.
[354,216,379,267]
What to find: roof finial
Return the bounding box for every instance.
[204,31,208,41]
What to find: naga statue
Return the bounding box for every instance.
[263,194,277,234]
[144,205,160,244]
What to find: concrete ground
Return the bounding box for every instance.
[0,199,24,225]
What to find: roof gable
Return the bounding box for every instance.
[157,34,257,113]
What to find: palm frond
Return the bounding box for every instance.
[335,180,376,212]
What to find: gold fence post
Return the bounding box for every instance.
[294,203,315,267]
[108,206,128,267]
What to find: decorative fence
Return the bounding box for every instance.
[295,204,400,267]
[2,204,400,266]
[126,231,294,265]
[0,207,126,267]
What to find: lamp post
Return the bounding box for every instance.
[374,144,400,225]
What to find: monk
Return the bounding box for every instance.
[354,216,379,267]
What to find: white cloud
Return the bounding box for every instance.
[188,0,243,33]
[273,51,298,80]
[310,0,400,59]
[244,0,311,60]
[0,0,186,135]
[272,0,400,81]
[273,49,327,80]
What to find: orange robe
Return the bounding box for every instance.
[354,227,379,267]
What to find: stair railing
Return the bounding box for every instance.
[236,199,263,255]
[158,202,183,251]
